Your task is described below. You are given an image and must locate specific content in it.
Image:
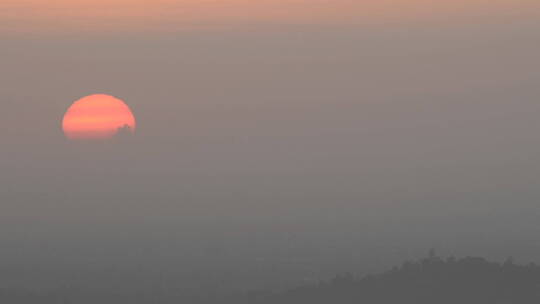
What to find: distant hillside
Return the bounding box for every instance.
[3,254,540,303]
[231,254,540,304]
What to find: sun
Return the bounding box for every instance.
[62,94,136,140]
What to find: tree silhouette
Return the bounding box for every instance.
[226,253,540,304]
[3,254,540,303]
[114,124,134,140]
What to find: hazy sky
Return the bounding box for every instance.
[2,0,539,33]
[1,0,540,293]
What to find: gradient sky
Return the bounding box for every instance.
[2,0,539,33]
[1,0,540,294]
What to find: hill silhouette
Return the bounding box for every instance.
[227,253,540,304]
[3,253,540,303]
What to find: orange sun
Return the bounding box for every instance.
[62,94,136,140]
